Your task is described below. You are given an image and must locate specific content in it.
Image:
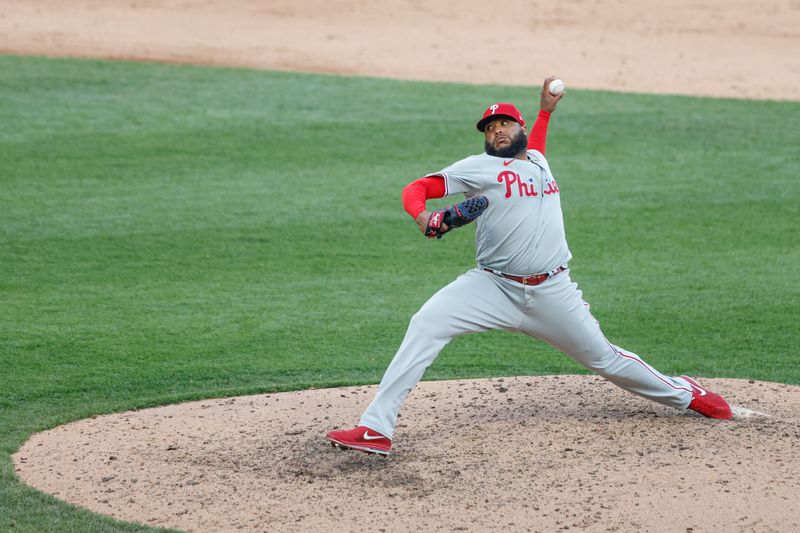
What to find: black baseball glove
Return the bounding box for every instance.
[425,195,489,239]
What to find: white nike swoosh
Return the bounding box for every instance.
[695,388,707,396]
[362,431,384,441]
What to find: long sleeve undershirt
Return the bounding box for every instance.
[402,110,552,219]
[527,110,551,154]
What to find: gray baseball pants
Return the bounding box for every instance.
[359,268,693,438]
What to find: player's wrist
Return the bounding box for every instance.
[415,210,431,232]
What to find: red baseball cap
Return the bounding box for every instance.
[476,102,526,132]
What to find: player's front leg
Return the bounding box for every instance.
[327,269,524,454]
[357,269,523,438]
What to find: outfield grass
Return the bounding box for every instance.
[1,55,798,531]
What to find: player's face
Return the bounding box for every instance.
[484,118,527,158]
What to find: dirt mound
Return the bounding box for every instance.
[14,376,800,532]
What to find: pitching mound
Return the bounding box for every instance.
[13,375,800,532]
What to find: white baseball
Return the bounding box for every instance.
[548,78,565,96]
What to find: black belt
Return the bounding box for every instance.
[483,266,566,286]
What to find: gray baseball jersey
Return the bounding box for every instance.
[434,149,571,276]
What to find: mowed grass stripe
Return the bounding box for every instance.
[0,55,798,531]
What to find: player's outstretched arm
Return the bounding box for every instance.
[528,76,566,154]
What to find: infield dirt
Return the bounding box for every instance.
[6,0,800,531]
[14,377,800,532]
[2,0,799,100]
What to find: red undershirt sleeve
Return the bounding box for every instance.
[402,176,446,219]
[527,110,551,155]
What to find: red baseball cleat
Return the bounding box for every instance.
[681,375,733,420]
[326,426,392,456]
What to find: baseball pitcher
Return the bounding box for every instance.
[326,77,732,456]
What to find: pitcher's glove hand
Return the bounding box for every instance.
[425,195,489,239]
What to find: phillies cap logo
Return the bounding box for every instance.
[490,104,499,115]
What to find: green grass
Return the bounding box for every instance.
[1,55,798,531]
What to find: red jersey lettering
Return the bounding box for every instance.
[497,170,538,199]
[543,180,560,195]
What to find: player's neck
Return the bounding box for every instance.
[511,148,527,160]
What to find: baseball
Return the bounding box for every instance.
[548,78,565,96]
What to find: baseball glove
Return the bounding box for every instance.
[425,195,489,239]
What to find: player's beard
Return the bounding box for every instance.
[485,130,528,158]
